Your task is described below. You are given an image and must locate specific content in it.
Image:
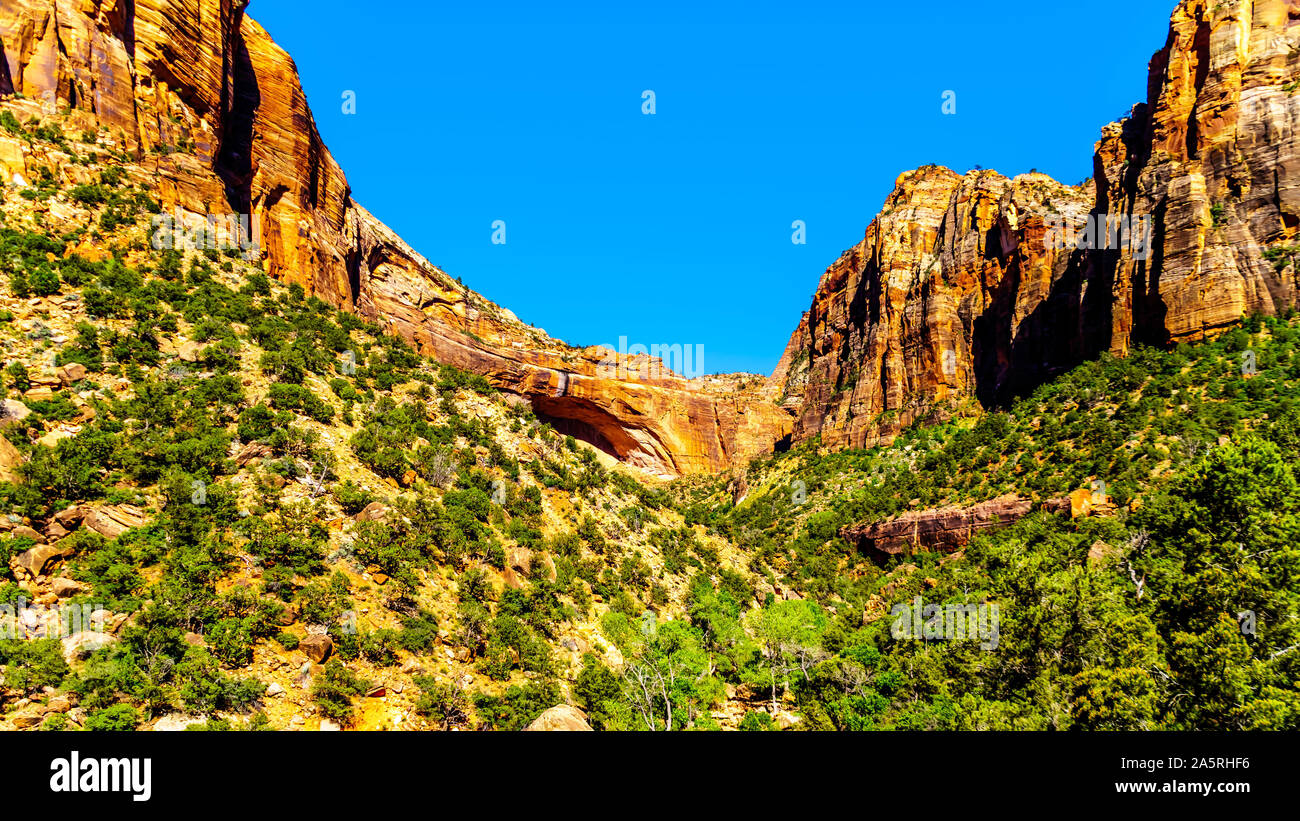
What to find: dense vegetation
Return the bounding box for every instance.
[1,106,1297,731]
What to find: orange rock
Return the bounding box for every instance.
[64,241,108,264]
[772,0,1300,453]
[841,495,1034,564]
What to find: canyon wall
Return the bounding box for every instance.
[4,0,1296,474]
[774,0,1300,450]
[0,0,791,477]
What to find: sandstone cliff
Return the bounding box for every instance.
[0,0,791,477]
[774,0,1300,450]
[5,0,1294,474]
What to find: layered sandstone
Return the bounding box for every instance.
[6,0,1293,474]
[775,0,1300,450]
[840,495,1035,564]
[0,0,791,477]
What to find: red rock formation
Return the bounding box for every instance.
[775,0,1299,451]
[840,495,1036,564]
[6,0,1288,474]
[0,0,792,477]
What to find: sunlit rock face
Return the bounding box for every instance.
[773,0,1299,451]
[0,0,793,477]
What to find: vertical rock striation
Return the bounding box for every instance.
[774,0,1300,451]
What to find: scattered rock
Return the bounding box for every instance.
[152,714,206,731]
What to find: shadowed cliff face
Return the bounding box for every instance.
[0,0,792,477]
[774,0,1300,451]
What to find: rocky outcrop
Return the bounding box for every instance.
[81,504,146,539]
[0,0,790,477]
[11,540,71,580]
[775,0,1300,450]
[840,495,1035,563]
[299,633,332,664]
[524,704,593,731]
[7,0,1286,473]
[0,434,24,483]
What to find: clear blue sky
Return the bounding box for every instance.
[249,0,1177,375]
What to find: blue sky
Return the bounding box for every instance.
[250,0,1176,375]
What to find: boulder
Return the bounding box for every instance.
[82,504,147,539]
[1087,541,1119,567]
[11,713,43,729]
[506,546,532,576]
[524,705,593,731]
[51,578,86,599]
[61,631,118,663]
[300,634,333,664]
[177,341,202,362]
[57,363,87,385]
[12,525,43,543]
[234,441,272,467]
[45,696,72,714]
[501,567,524,590]
[53,505,84,528]
[12,542,70,580]
[354,502,388,522]
[0,399,31,428]
[36,430,74,449]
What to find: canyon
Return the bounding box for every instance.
[2,0,1297,475]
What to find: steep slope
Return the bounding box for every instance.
[774,0,1300,450]
[0,0,791,477]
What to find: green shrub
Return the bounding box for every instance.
[84,704,141,731]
